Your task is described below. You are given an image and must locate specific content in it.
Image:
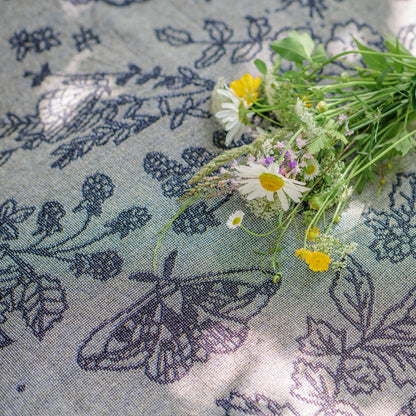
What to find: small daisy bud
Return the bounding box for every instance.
[309,196,324,210]
[316,101,328,112]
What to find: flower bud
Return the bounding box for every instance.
[272,273,282,284]
[316,101,328,112]
[309,196,324,210]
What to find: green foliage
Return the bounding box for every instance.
[159,30,416,278]
[307,133,332,154]
[254,59,268,75]
[271,31,327,66]
[353,38,390,72]
[393,131,416,156]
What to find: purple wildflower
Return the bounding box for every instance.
[264,156,274,165]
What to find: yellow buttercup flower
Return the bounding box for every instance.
[230,73,262,105]
[305,251,331,272]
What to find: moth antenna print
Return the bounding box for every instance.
[77,250,279,384]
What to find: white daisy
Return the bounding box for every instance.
[226,210,245,229]
[303,157,320,180]
[235,162,310,211]
[215,88,251,146]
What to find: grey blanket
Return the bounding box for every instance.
[1,1,416,414]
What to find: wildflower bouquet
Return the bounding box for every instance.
[157,31,416,281]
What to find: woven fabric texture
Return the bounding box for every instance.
[1,1,416,415]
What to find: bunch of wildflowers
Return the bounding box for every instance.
[157,31,416,280]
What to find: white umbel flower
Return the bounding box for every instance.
[236,162,310,211]
[226,210,245,229]
[215,88,251,146]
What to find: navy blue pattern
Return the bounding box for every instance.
[212,130,254,150]
[1,1,415,414]
[397,395,416,416]
[398,25,416,52]
[0,65,214,169]
[291,359,366,415]
[363,172,416,264]
[155,17,335,70]
[275,0,344,19]
[77,250,279,384]
[325,20,384,70]
[68,0,150,5]
[144,146,232,235]
[294,255,416,399]
[16,384,26,393]
[0,173,150,347]
[156,17,272,68]
[217,385,364,415]
[24,63,52,88]
[9,27,61,61]
[144,146,215,199]
[217,390,301,415]
[72,27,101,52]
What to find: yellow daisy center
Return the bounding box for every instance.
[259,173,284,192]
[306,164,316,175]
[232,217,242,226]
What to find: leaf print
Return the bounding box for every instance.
[216,390,301,415]
[204,20,233,44]
[297,317,346,357]
[231,42,262,64]
[291,359,365,415]
[388,172,416,220]
[341,356,385,395]
[21,274,68,341]
[155,27,193,46]
[329,257,374,333]
[364,172,416,263]
[195,44,227,69]
[0,199,35,241]
[364,285,416,387]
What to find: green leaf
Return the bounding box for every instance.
[272,56,282,74]
[385,35,411,73]
[353,38,389,71]
[254,59,268,75]
[394,131,416,156]
[355,169,376,194]
[385,35,412,56]
[271,31,315,63]
[311,43,328,64]
[308,133,332,154]
[376,66,392,88]
[409,74,416,110]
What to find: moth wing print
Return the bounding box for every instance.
[77,267,278,384]
[143,268,279,383]
[184,269,278,323]
[77,288,161,372]
[179,268,279,356]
